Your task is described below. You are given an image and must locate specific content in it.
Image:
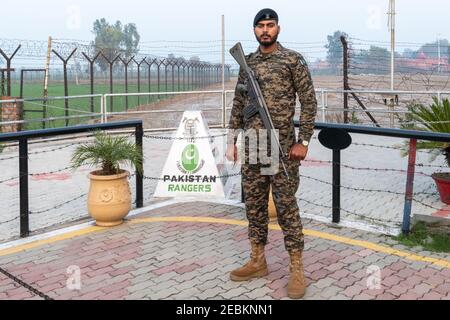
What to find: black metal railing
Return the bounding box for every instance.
[299,121,450,234]
[0,120,144,238]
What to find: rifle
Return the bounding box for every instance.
[229,42,289,178]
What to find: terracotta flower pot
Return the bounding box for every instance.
[88,170,132,227]
[432,172,450,205]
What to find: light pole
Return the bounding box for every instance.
[437,34,441,74]
[388,0,396,91]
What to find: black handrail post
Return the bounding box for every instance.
[19,138,29,238]
[332,149,341,223]
[135,123,144,208]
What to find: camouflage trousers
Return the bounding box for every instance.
[241,160,304,253]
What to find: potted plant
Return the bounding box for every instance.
[71,131,143,226]
[400,97,450,204]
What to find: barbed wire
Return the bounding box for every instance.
[416,163,447,168]
[0,216,19,225]
[0,166,86,185]
[298,197,402,227]
[0,154,18,161]
[412,198,450,211]
[0,142,86,162]
[29,166,75,178]
[304,159,433,176]
[143,172,241,181]
[299,173,438,196]
[0,266,53,300]
[0,134,137,162]
[2,173,151,219]
[349,37,448,46]
[29,194,86,215]
[0,175,18,184]
[143,133,227,141]
[350,141,429,154]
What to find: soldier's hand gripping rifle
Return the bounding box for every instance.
[229,42,289,179]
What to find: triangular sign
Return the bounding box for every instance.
[154,111,225,199]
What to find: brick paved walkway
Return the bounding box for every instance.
[0,201,449,300]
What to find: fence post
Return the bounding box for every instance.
[171,62,175,92]
[182,63,186,91]
[134,58,145,106]
[52,48,77,127]
[19,138,29,238]
[177,63,181,92]
[101,54,120,113]
[222,92,227,129]
[402,138,417,235]
[82,52,101,114]
[157,60,162,100]
[164,60,169,93]
[101,94,106,123]
[119,56,135,111]
[0,45,21,97]
[321,90,326,122]
[187,65,191,90]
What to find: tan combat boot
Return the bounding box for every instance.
[230,243,268,281]
[288,250,307,299]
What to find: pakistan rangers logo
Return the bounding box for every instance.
[178,144,205,174]
[183,117,200,142]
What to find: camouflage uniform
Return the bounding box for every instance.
[228,42,317,253]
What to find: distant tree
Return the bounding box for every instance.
[325,30,348,74]
[122,23,140,58]
[402,48,417,59]
[167,53,176,63]
[92,18,140,71]
[353,45,391,74]
[448,46,450,64]
[368,45,390,60]
[368,45,390,74]
[189,56,200,62]
[418,39,449,58]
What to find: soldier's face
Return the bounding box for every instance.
[254,20,280,47]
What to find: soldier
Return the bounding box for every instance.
[226,8,318,299]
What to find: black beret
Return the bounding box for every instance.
[253,8,279,27]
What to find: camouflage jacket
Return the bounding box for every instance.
[228,42,318,151]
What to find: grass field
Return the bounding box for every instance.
[4,81,198,130]
[4,73,450,131]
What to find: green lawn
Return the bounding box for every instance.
[394,221,450,253]
[6,81,197,130]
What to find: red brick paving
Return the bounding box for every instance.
[0,202,448,300]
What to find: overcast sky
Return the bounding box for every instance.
[2,0,449,62]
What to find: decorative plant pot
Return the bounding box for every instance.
[432,172,450,205]
[88,170,132,227]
